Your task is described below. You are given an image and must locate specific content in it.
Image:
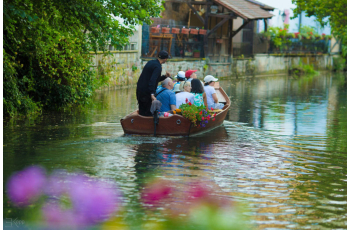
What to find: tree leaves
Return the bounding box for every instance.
[291,0,347,57]
[4,0,163,117]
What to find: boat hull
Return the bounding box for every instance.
[120,87,230,136]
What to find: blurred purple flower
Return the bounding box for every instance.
[42,202,79,227]
[6,166,46,207]
[44,170,68,198]
[68,174,121,224]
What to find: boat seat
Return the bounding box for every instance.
[209,109,223,113]
[215,90,226,104]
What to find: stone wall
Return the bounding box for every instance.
[91,52,336,89]
[90,51,142,88]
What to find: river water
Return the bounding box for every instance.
[3,73,347,229]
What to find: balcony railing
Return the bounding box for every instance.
[267,38,330,54]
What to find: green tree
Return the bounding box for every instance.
[291,0,347,57]
[3,0,163,117]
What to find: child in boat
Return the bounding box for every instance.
[190,79,207,107]
[173,71,186,91]
[203,75,224,110]
[175,81,194,109]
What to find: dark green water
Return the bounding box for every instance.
[3,73,347,229]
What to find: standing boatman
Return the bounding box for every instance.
[136,50,171,116]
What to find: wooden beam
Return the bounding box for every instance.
[190,1,212,5]
[203,0,210,57]
[205,0,209,29]
[186,1,205,24]
[228,19,232,58]
[207,17,230,36]
[230,20,250,38]
[264,19,268,32]
[209,13,237,19]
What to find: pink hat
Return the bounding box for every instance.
[185,70,197,78]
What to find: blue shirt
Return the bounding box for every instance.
[156,87,176,112]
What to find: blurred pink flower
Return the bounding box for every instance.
[187,182,210,200]
[6,166,46,207]
[141,181,172,206]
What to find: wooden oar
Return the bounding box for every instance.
[150,100,162,136]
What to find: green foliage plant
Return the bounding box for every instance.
[179,100,217,127]
[291,0,347,57]
[3,0,163,117]
[332,56,346,72]
[289,60,318,76]
[132,64,138,72]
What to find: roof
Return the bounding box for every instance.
[245,0,274,10]
[214,0,274,20]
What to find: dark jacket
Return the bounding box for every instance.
[136,59,167,95]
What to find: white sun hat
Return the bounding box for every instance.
[204,75,218,83]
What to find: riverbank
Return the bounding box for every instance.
[91,51,340,90]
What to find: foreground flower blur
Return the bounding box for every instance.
[6,166,121,228]
[7,166,252,229]
[6,166,46,207]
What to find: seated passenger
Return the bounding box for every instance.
[185,70,197,83]
[176,81,194,108]
[173,71,186,91]
[156,78,176,113]
[173,83,181,94]
[190,79,207,107]
[203,75,224,110]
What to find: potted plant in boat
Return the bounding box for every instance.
[178,100,217,127]
[193,49,200,58]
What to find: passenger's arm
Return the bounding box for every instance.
[212,93,219,103]
[166,93,177,113]
[170,104,176,111]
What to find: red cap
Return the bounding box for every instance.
[185,70,197,78]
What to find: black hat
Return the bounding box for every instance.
[158,50,169,59]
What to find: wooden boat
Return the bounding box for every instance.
[120,83,230,136]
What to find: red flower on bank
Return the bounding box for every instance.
[188,102,192,106]
[199,111,203,115]
[210,107,214,111]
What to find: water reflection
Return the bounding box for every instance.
[3,73,346,229]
